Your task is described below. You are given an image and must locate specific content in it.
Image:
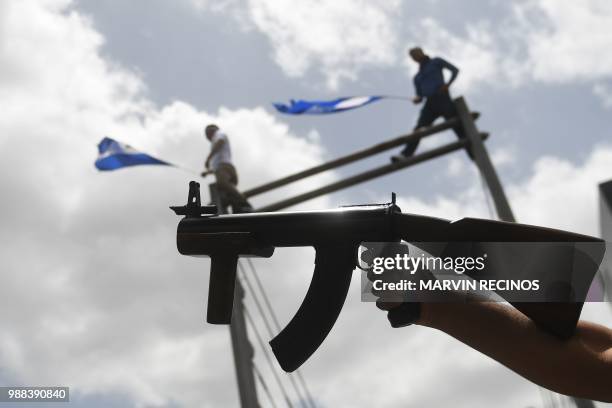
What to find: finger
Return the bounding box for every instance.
[376,300,403,311]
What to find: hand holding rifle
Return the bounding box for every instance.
[380,299,612,402]
[171,183,611,401]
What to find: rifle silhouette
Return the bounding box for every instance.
[171,181,605,372]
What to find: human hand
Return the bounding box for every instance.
[361,242,418,323]
[412,96,423,104]
[439,84,449,93]
[361,242,450,327]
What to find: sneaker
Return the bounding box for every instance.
[233,204,254,214]
[390,153,408,163]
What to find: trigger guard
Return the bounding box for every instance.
[269,245,356,372]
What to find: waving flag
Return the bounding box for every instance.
[273,96,387,115]
[95,137,169,171]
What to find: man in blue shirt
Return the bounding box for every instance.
[392,47,473,161]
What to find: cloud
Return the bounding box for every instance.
[191,0,401,90]
[398,143,612,236]
[188,0,612,95]
[0,1,335,406]
[2,1,612,407]
[508,146,612,235]
[415,0,612,91]
[250,0,401,89]
[519,0,612,83]
[391,144,612,406]
[414,18,509,93]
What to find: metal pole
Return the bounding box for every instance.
[257,133,488,212]
[209,183,260,408]
[454,97,516,222]
[456,99,598,408]
[243,113,480,198]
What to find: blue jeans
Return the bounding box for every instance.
[401,92,473,159]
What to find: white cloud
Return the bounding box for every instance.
[519,0,612,83]
[399,144,612,236]
[192,0,401,90]
[2,1,612,407]
[188,0,612,94]
[0,1,334,406]
[249,0,400,89]
[391,144,612,406]
[508,146,612,235]
[416,0,612,91]
[415,18,507,93]
[398,181,490,221]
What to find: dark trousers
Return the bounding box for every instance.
[215,163,252,212]
[401,92,473,159]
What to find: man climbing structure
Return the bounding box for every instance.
[202,124,253,213]
[392,46,473,162]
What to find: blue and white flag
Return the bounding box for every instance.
[273,96,386,115]
[95,137,169,171]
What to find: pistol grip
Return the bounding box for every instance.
[207,253,238,324]
[270,245,356,372]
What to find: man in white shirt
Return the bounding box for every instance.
[202,124,252,213]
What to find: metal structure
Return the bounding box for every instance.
[210,97,592,408]
[455,97,515,222]
[209,184,260,408]
[243,112,479,199]
[249,97,512,220]
[600,179,612,301]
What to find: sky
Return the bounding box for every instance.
[0,0,611,407]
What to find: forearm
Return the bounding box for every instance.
[418,302,612,401]
[444,61,459,86]
[447,70,458,86]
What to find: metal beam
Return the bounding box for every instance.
[454,97,516,222]
[243,113,480,198]
[455,99,596,408]
[209,184,260,408]
[257,133,488,212]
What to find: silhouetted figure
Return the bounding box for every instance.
[392,47,473,162]
[202,124,253,213]
[378,298,612,402]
